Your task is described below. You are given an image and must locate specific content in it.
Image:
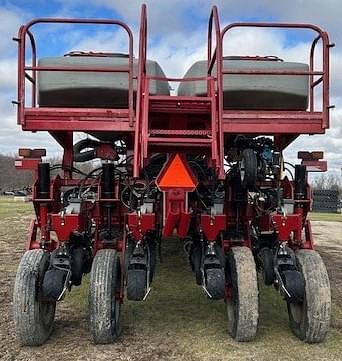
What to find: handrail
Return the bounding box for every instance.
[148,75,213,82]
[26,30,36,107]
[208,6,222,95]
[133,3,147,178]
[208,6,224,179]
[220,22,331,129]
[16,17,134,127]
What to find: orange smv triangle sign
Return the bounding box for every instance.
[156,153,198,191]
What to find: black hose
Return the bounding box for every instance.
[78,167,103,198]
[73,138,100,163]
[50,164,90,177]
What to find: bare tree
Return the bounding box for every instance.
[312,173,342,191]
[0,154,32,191]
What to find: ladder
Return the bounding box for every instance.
[134,76,224,179]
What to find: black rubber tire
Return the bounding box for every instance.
[226,246,259,341]
[260,248,275,286]
[282,270,305,303]
[13,249,56,346]
[42,268,67,302]
[126,269,147,301]
[287,250,331,343]
[240,149,257,189]
[71,247,85,286]
[206,268,225,300]
[89,249,122,344]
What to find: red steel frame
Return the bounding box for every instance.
[133,5,223,178]
[14,5,332,299]
[208,7,332,143]
[15,6,332,178]
[15,17,135,131]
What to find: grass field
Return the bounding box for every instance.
[1,196,342,361]
[65,242,342,361]
[309,212,342,222]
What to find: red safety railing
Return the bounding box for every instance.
[208,6,224,179]
[133,4,147,178]
[15,17,134,126]
[134,5,221,178]
[208,7,332,130]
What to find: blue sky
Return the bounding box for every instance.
[0,0,341,174]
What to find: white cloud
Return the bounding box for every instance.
[0,7,24,55]
[65,29,134,54]
[0,58,17,89]
[0,123,62,156]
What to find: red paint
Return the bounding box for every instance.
[201,214,227,241]
[272,214,302,242]
[127,213,156,241]
[51,214,86,242]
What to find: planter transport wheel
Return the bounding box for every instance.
[13,249,56,346]
[226,246,259,341]
[89,249,122,344]
[287,250,331,343]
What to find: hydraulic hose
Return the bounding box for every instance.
[73,138,100,163]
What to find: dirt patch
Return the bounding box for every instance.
[312,221,342,250]
[1,202,342,361]
[312,221,342,311]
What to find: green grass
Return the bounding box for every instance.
[309,212,342,222]
[65,237,342,361]
[0,196,33,217]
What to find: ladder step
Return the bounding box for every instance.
[150,129,212,136]
[148,136,212,147]
[149,96,212,114]
[149,95,212,102]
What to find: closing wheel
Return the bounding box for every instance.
[240,149,257,189]
[226,246,259,341]
[42,268,67,302]
[287,250,331,343]
[260,247,275,286]
[205,268,225,300]
[13,249,56,346]
[70,247,85,286]
[89,249,122,344]
[127,269,147,301]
